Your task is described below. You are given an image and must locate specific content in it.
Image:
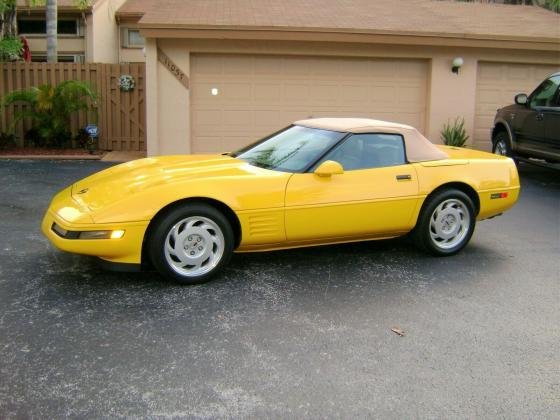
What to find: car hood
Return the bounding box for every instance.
[71,154,257,212]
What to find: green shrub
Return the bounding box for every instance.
[1,80,98,148]
[0,132,17,150]
[0,37,22,62]
[547,0,560,12]
[441,117,469,147]
[24,127,41,147]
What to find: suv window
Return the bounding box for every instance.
[529,75,560,108]
[313,133,406,171]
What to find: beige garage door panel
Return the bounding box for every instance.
[191,54,428,153]
[474,62,559,150]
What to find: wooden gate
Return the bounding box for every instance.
[0,62,146,151]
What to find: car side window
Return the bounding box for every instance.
[314,133,406,171]
[529,75,560,108]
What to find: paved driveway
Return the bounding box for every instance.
[0,159,558,418]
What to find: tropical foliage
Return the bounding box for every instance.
[0,0,92,62]
[441,117,469,147]
[549,0,560,11]
[1,80,98,147]
[454,0,560,12]
[0,36,22,61]
[0,0,19,61]
[0,0,16,36]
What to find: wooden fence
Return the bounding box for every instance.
[0,62,146,151]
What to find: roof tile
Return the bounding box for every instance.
[118,0,560,41]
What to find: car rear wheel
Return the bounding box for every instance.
[413,189,475,256]
[148,203,234,284]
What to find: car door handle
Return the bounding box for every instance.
[536,113,544,121]
[396,174,412,181]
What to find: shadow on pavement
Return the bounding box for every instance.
[517,161,560,191]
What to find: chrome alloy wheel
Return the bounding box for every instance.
[164,216,225,277]
[429,199,471,250]
[494,139,508,156]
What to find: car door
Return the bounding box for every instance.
[285,133,420,242]
[515,75,560,158]
[543,78,560,161]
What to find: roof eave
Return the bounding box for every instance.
[137,25,560,51]
[116,12,144,23]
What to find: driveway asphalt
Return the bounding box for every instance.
[0,159,558,418]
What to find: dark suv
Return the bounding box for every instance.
[492,72,560,163]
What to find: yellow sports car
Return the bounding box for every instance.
[42,118,520,284]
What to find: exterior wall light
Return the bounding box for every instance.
[452,57,464,74]
[211,88,219,96]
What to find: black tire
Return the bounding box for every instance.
[148,203,234,284]
[413,189,476,256]
[492,131,513,158]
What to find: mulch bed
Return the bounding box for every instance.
[0,147,105,156]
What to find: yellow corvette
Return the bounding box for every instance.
[42,118,520,284]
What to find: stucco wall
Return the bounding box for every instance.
[145,38,559,156]
[119,22,146,63]
[146,39,190,156]
[89,0,127,63]
[119,45,145,63]
[427,55,478,147]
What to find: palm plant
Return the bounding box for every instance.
[46,0,57,62]
[2,80,98,147]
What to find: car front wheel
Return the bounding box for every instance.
[413,189,475,256]
[148,203,234,284]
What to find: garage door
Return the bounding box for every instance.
[190,54,428,153]
[474,62,559,150]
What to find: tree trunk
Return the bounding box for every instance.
[0,1,18,39]
[46,0,57,63]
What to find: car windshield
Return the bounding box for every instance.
[232,125,346,172]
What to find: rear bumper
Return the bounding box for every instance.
[477,185,520,221]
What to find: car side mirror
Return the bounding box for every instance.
[314,160,344,177]
[515,93,528,106]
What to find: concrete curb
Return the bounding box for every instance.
[101,151,147,162]
[0,151,146,162]
[0,154,103,160]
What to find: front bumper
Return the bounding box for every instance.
[41,187,149,264]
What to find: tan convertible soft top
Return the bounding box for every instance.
[295,118,448,162]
